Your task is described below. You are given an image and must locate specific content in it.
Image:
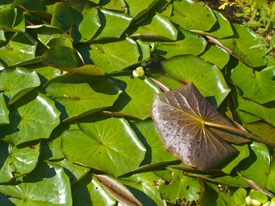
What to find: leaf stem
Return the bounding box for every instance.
[204,121,275,147]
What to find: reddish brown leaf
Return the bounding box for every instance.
[151,83,249,170]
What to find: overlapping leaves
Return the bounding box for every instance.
[0,0,274,205]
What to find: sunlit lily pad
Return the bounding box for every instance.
[0,93,9,125]
[0,141,40,183]
[0,162,72,205]
[162,55,230,106]
[0,67,41,104]
[170,0,216,31]
[46,74,121,121]
[61,114,146,176]
[0,92,60,146]
[89,37,140,73]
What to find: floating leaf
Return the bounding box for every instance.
[0,141,40,183]
[41,46,83,69]
[155,28,207,58]
[126,0,159,19]
[151,83,249,170]
[238,142,275,193]
[219,24,267,67]
[70,4,101,42]
[159,168,204,204]
[0,67,41,104]
[61,114,146,177]
[231,62,275,104]
[0,32,37,67]
[162,55,230,106]
[0,93,9,125]
[170,0,216,31]
[0,162,72,205]
[51,2,74,32]
[89,37,140,73]
[200,44,230,69]
[119,172,163,205]
[94,9,132,40]
[72,174,116,206]
[130,12,178,41]
[0,92,60,146]
[110,74,161,120]
[46,74,121,121]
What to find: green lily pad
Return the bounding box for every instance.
[27,25,69,47]
[72,174,116,206]
[237,97,275,127]
[0,32,37,67]
[219,24,267,68]
[0,93,9,125]
[0,141,40,183]
[89,37,140,73]
[130,12,178,41]
[132,120,177,165]
[155,28,207,58]
[221,144,250,174]
[209,10,234,39]
[238,141,275,193]
[200,182,236,206]
[170,0,216,31]
[162,55,230,106]
[0,67,41,104]
[41,46,83,69]
[200,44,230,69]
[126,0,159,19]
[110,74,161,120]
[94,9,132,40]
[0,8,25,31]
[70,3,101,42]
[119,172,163,205]
[0,92,60,146]
[51,2,74,32]
[100,0,126,11]
[61,114,146,177]
[136,39,151,61]
[0,162,72,205]
[159,168,204,204]
[52,159,90,185]
[46,75,121,121]
[231,62,275,104]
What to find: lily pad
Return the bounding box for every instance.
[119,172,163,205]
[219,24,267,67]
[46,75,121,121]
[162,55,230,106]
[126,0,159,19]
[132,120,177,165]
[89,37,140,73]
[0,32,37,67]
[61,114,146,177]
[72,174,116,206]
[94,9,132,40]
[151,83,249,170]
[159,168,204,204]
[70,4,101,42]
[155,28,207,58]
[130,12,178,41]
[170,0,216,31]
[0,141,40,183]
[0,92,60,146]
[110,74,161,120]
[238,141,275,193]
[200,44,230,69]
[51,2,74,32]
[0,67,41,104]
[0,93,9,125]
[41,46,83,69]
[231,62,275,104]
[0,162,72,205]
